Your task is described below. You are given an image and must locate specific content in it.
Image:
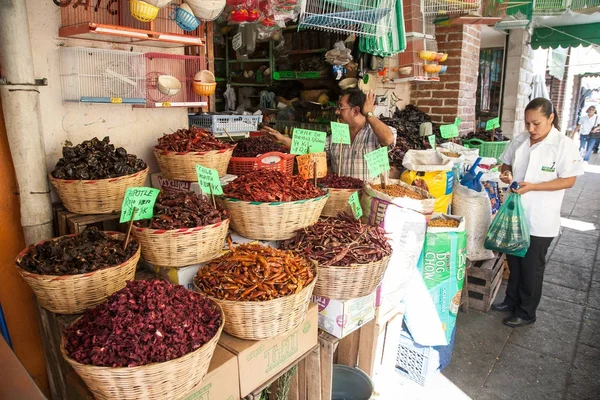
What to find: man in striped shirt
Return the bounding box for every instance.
[261,88,394,181]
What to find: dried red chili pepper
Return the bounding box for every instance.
[231,136,288,158]
[318,174,363,190]
[155,127,233,152]
[223,170,326,202]
[63,280,222,367]
[283,212,392,266]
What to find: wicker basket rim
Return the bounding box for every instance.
[319,186,361,192]
[133,218,230,234]
[48,167,149,184]
[364,180,435,200]
[229,151,294,161]
[60,301,224,372]
[220,191,330,206]
[193,272,317,306]
[311,254,391,269]
[15,232,140,280]
[153,146,235,157]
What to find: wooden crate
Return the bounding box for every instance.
[466,254,505,312]
[54,204,125,236]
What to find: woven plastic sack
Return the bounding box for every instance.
[484,193,530,257]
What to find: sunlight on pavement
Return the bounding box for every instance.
[560,217,597,232]
[372,369,471,399]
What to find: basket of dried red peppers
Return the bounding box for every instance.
[228,136,295,176]
[317,173,364,217]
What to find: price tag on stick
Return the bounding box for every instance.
[427,134,436,150]
[363,147,390,179]
[486,117,500,131]
[196,164,223,197]
[348,191,363,219]
[290,128,327,155]
[440,124,459,139]
[330,122,351,145]
[120,187,159,223]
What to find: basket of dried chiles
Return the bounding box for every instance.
[317,173,364,217]
[61,280,224,400]
[14,227,140,314]
[133,191,230,267]
[284,212,392,300]
[49,137,148,214]
[219,169,329,240]
[228,136,295,176]
[194,243,316,340]
[153,127,235,180]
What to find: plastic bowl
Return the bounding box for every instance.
[423,64,442,73]
[157,75,182,96]
[418,51,437,61]
[194,70,216,83]
[339,78,358,90]
[398,66,412,76]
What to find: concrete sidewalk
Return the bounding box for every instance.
[443,164,600,400]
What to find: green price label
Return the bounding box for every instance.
[440,124,459,139]
[454,117,462,127]
[363,147,390,179]
[348,191,363,219]
[486,117,500,131]
[195,164,223,196]
[120,187,159,223]
[290,129,327,155]
[428,134,436,150]
[330,122,351,145]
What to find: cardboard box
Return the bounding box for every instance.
[153,263,204,290]
[219,303,318,398]
[151,173,238,195]
[229,232,280,248]
[312,291,377,339]
[181,345,240,400]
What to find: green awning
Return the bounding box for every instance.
[531,22,600,49]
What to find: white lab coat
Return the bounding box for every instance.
[500,127,584,237]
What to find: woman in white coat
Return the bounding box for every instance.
[493,98,584,328]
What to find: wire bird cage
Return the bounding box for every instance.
[421,0,481,16]
[60,47,146,104]
[144,53,208,108]
[299,0,398,37]
[59,0,203,47]
[404,0,436,40]
[533,0,569,14]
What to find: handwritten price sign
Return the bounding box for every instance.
[330,122,351,145]
[195,164,223,196]
[363,147,390,179]
[290,128,327,155]
[486,117,500,131]
[348,191,363,219]
[120,187,159,223]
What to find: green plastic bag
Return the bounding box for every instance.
[484,193,530,257]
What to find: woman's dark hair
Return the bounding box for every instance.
[340,88,366,109]
[525,97,560,129]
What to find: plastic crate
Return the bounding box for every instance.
[227,152,295,176]
[189,114,263,134]
[461,138,509,161]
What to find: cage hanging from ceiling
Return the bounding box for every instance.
[421,0,481,16]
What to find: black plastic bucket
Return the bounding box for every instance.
[332,364,374,400]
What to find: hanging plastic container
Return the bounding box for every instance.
[170,5,201,31]
[129,0,160,22]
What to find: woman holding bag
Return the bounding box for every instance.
[493,98,584,328]
[574,105,599,162]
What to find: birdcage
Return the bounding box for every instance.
[421,0,481,16]
[59,47,146,104]
[144,52,208,108]
[532,0,569,14]
[398,38,441,82]
[404,2,436,41]
[299,0,398,37]
[59,0,204,47]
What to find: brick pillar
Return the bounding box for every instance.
[569,74,582,129]
[410,25,481,134]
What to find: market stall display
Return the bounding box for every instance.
[133,191,230,267]
[15,228,140,314]
[154,127,234,180]
[318,174,363,217]
[219,170,329,240]
[50,137,148,214]
[61,279,224,400]
[461,128,509,161]
[284,213,391,300]
[194,243,316,340]
[228,136,295,175]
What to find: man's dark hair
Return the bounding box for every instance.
[340,88,366,109]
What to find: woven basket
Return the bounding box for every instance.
[133,219,229,267]
[320,188,359,217]
[218,192,329,240]
[49,168,149,214]
[154,147,233,180]
[60,304,224,400]
[313,255,391,301]
[14,232,140,314]
[194,275,315,340]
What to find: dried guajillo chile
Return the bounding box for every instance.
[155,126,233,152]
[18,227,138,275]
[231,136,288,157]
[318,173,363,190]
[283,212,392,266]
[134,191,229,230]
[371,183,426,200]
[194,243,315,301]
[223,169,326,202]
[63,280,222,367]
[52,137,147,180]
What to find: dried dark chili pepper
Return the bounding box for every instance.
[462,128,507,142]
[63,280,222,367]
[134,191,229,230]
[194,243,315,301]
[231,136,288,158]
[318,174,363,190]
[52,137,147,180]
[155,126,233,152]
[17,227,138,275]
[283,212,391,266]
[223,170,326,202]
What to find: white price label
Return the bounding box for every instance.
[232,32,243,51]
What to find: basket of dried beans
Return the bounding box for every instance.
[284,213,392,300]
[219,169,329,240]
[194,243,316,340]
[14,227,140,314]
[61,280,224,400]
[153,127,235,180]
[228,136,295,176]
[317,174,364,217]
[133,191,230,267]
[49,137,148,214]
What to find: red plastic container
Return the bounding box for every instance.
[227,152,295,176]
